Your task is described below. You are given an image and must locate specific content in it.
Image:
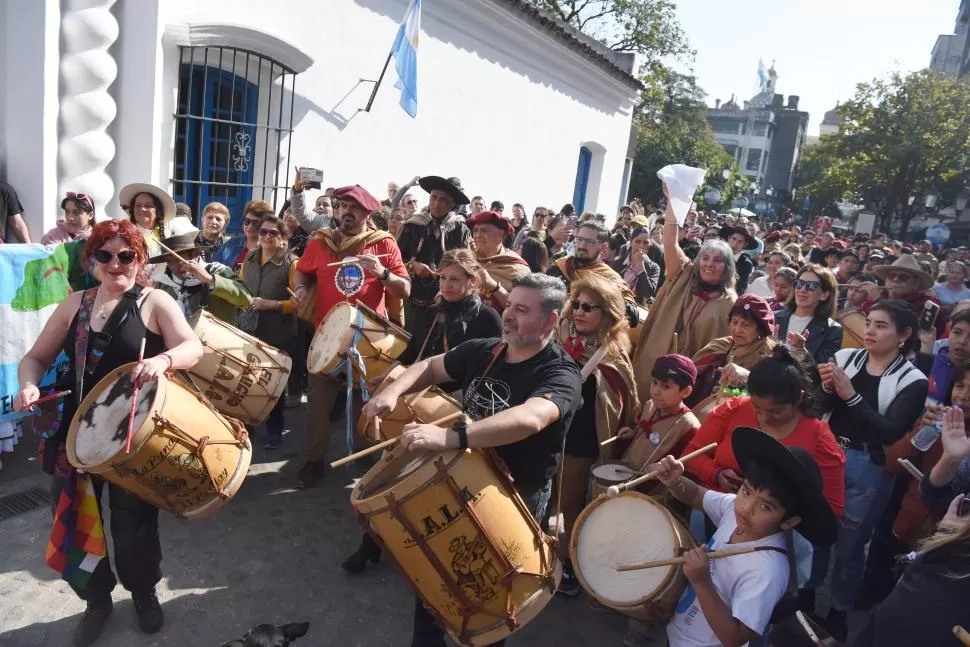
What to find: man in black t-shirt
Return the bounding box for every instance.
[363,272,582,647]
[0,181,30,242]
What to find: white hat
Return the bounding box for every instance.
[118,183,177,224]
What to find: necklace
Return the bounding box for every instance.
[97,305,108,321]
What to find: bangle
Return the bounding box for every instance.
[491,279,500,292]
[160,353,174,371]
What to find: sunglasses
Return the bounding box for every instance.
[258,229,281,238]
[66,191,93,209]
[886,272,913,282]
[571,299,602,313]
[244,218,261,228]
[94,249,137,265]
[794,278,821,291]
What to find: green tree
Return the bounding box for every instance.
[798,69,970,236]
[627,72,732,206]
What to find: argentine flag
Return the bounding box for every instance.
[392,0,421,118]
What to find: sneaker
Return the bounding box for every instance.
[556,571,581,598]
[132,589,163,634]
[73,597,113,647]
[825,608,848,643]
[264,434,282,450]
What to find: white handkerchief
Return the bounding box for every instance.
[657,164,707,226]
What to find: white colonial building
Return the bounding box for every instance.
[0,0,641,238]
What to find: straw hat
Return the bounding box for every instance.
[119,183,177,224]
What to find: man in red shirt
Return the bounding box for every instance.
[293,185,410,487]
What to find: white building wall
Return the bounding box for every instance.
[154,0,637,217]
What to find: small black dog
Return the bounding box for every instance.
[222,622,310,647]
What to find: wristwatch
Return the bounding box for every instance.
[380,268,391,282]
[452,421,468,450]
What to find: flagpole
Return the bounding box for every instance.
[364,51,394,113]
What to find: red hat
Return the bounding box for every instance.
[466,210,513,236]
[830,240,848,250]
[651,354,697,387]
[332,185,382,212]
[730,294,775,337]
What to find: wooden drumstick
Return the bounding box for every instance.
[287,287,298,299]
[897,457,925,481]
[615,545,770,572]
[600,435,620,447]
[125,339,147,454]
[606,442,717,496]
[157,241,190,265]
[330,434,399,468]
[673,332,679,355]
[954,626,970,647]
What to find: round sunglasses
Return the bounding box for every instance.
[94,249,137,265]
[570,299,602,313]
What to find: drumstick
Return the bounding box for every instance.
[287,287,298,299]
[673,332,679,355]
[795,611,822,646]
[330,434,399,468]
[124,338,147,454]
[31,390,71,407]
[954,626,970,647]
[614,545,771,572]
[326,254,390,267]
[331,410,468,468]
[157,241,189,265]
[600,435,620,447]
[897,457,925,481]
[606,442,717,496]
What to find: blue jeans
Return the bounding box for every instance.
[410,479,552,647]
[830,448,894,611]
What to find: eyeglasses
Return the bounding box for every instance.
[574,236,600,246]
[244,218,261,228]
[794,279,821,292]
[94,249,137,265]
[570,300,602,313]
[886,272,913,283]
[258,229,281,238]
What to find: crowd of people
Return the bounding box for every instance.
[3,173,970,647]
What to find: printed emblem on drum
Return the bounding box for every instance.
[450,535,500,603]
[334,262,365,297]
[168,453,207,480]
[463,378,512,420]
[151,472,187,493]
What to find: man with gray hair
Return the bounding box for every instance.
[362,272,583,647]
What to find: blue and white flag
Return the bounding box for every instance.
[757,58,768,91]
[391,0,421,118]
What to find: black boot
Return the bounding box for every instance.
[826,608,848,643]
[73,597,113,647]
[341,534,381,573]
[132,589,164,634]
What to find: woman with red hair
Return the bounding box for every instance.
[12,219,202,646]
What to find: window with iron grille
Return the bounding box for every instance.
[172,46,297,233]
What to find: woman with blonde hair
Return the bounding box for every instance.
[555,273,640,597]
[341,248,502,574]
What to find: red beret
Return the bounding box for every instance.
[730,294,775,337]
[651,354,697,387]
[332,185,382,212]
[466,210,513,236]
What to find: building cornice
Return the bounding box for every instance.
[162,22,314,74]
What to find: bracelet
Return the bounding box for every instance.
[160,353,174,371]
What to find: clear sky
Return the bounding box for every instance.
[673,0,959,135]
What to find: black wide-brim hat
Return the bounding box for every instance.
[718,225,759,251]
[418,175,470,206]
[148,230,207,263]
[732,426,838,546]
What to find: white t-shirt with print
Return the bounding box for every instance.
[666,491,789,647]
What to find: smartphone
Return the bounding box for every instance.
[299,167,324,190]
[919,301,941,331]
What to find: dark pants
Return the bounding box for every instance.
[861,476,910,605]
[266,392,286,437]
[51,475,162,602]
[410,480,552,647]
[288,327,312,397]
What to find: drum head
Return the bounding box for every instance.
[308,302,356,373]
[357,447,439,500]
[591,462,637,483]
[573,494,678,606]
[73,373,158,466]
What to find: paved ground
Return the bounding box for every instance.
[0,406,866,646]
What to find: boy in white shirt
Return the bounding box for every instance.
[655,426,838,647]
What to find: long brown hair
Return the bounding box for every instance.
[563,274,630,354]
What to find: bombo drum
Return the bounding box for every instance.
[588,460,639,499]
[569,492,696,624]
[66,363,251,519]
[351,445,560,646]
[357,365,464,442]
[307,301,410,385]
[188,310,291,425]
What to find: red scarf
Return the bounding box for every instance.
[637,405,691,443]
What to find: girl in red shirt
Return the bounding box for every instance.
[683,345,845,520]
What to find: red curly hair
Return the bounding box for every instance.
[85,219,149,266]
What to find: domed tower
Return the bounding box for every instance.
[821,101,841,136]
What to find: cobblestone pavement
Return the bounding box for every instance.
[0,410,627,647]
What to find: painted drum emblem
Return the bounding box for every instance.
[335,262,366,297]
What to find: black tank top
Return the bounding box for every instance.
[53,288,166,444]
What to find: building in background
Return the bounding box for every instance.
[0,0,641,239]
[931,0,970,78]
[819,102,843,137]
[705,64,809,198]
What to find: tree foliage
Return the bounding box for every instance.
[798,69,970,236]
[628,72,732,206]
